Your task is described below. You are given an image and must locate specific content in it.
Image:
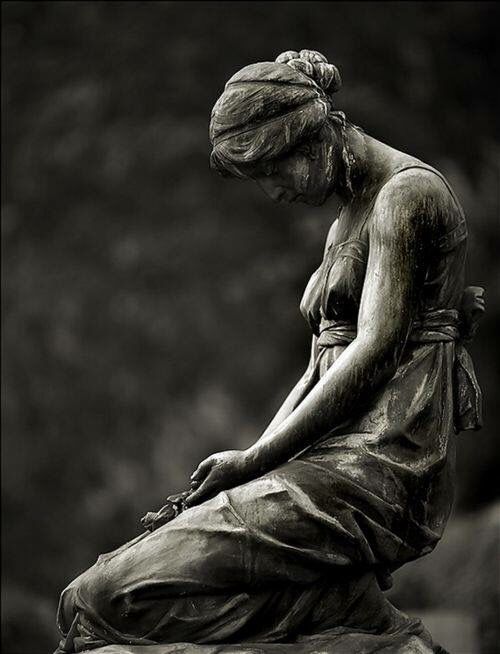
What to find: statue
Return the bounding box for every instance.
[54,50,485,654]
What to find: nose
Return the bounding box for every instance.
[256,178,285,202]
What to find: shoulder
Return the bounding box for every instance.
[372,165,454,242]
[376,165,451,211]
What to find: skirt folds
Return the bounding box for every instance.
[56,342,456,650]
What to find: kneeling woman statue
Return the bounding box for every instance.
[55,50,484,654]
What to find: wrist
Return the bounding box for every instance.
[243,445,267,475]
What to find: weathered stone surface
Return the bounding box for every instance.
[86,617,441,653]
[54,49,483,654]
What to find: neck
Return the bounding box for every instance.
[332,124,394,202]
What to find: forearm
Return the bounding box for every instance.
[187,335,402,508]
[256,337,318,442]
[256,370,312,442]
[246,336,399,472]
[247,170,429,477]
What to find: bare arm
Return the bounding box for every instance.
[245,172,432,472]
[256,336,317,439]
[255,220,337,439]
[187,171,439,505]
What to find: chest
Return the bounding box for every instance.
[300,202,372,333]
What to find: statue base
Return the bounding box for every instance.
[78,615,447,654]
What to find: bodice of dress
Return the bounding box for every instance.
[300,235,369,335]
[300,162,468,338]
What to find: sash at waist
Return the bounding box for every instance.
[316,308,482,432]
[317,309,461,347]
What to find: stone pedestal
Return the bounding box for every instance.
[82,615,443,654]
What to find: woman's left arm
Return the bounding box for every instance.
[187,171,437,506]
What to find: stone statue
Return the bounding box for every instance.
[54,50,485,654]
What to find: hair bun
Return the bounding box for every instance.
[275,49,341,94]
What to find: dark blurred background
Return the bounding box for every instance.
[2,2,499,653]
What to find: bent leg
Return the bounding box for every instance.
[56,482,399,651]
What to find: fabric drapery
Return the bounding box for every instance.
[316,307,482,432]
[55,162,478,654]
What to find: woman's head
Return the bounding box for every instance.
[209,50,347,205]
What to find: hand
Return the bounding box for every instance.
[185,449,255,507]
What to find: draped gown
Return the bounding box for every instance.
[55,161,482,653]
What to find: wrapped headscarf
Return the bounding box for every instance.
[210,50,342,178]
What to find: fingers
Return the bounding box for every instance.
[185,473,218,507]
[185,482,212,506]
[191,456,215,483]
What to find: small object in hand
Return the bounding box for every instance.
[140,491,190,532]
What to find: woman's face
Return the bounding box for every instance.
[248,140,338,206]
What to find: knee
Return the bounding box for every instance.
[80,560,120,617]
[57,560,114,630]
[57,583,78,635]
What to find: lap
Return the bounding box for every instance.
[57,470,403,646]
[70,457,394,609]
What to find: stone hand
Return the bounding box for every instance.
[185,450,255,507]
